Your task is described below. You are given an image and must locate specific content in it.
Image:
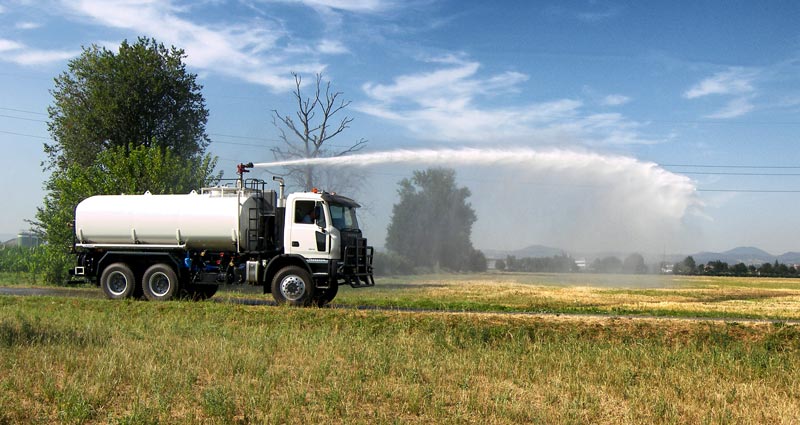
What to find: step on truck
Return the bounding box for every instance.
[70,163,374,306]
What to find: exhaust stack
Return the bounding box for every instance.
[272,176,285,208]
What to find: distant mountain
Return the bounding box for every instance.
[482,244,800,266]
[483,244,568,259]
[778,252,800,265]
[691,246,783,266]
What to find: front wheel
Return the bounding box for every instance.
[271,266,315,307]
[142,264,179,301]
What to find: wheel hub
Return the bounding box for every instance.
[108,271,128,296]
[280,275,306,301]
[148,272,171,296]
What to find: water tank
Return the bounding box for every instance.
[75,190,274,252]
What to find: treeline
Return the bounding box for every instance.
[497,254,579,273]
[373,251,487,276]
[0,246,66,284]
[673,256,800,277]
[497,253,649,274]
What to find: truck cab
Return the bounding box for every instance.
[281,191,373,289]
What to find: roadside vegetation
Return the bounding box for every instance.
[1,295,799,424]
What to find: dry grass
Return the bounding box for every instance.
[333,273,800,320]
[2,294,800,424]
[3,273,800,423]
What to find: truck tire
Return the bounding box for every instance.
[314,282,338,307]
[100,263,136,299]
[271,266,315,307]
[142,263,179,301]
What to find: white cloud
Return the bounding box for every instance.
[706,97,754,119]
[281,0,394,13]
[684,67,761,119]
[359,58,657,145]
[0,39,24,52]
[318,39,349,54]
[63,0,326,90]
[15,21,42,30]
[684,68,757,99]
[601,94,630,106]
[0,38,78,65]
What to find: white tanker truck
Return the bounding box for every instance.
[70,163,374,306]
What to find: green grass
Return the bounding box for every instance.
[1,295,800,423]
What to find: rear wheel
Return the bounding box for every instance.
[100,263,136,299]
[142,264,179,301]
[271,266,314,307]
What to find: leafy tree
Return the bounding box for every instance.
[675,255,696,275]
[270,73,367,192]
[385,168,482,271]
[622,253,647,274]
[591,256,623,273]
[495,259,506,271]
[37,37,216,283]
[731,262,749,276]
[46,37,209,170]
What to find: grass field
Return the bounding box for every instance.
[2,273,800,423]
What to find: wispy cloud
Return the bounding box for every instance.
[545,2,623,23]
[684,68,757,99]
[15,21,42,30]
[54,0,388,91]
[359,57,657,145]
[318,39,349,54]
[279,0,396,13]
[59,0,336,90]
[684,67,760,119]
[0,38,78,65]
[705,97,754,119]
[601,94,630,106]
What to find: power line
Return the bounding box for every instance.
[0,107,46,116]
[681,171,800,176]
[0,130,50,139]
[697,189,800,193]
[662,163,800,169]
[0,113,47,123]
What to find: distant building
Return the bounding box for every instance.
[574,259,587,270]
[3,232,41,248]
[661,264,674,274]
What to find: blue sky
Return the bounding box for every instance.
[1,0,799,255]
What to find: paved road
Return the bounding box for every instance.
[2,286,799,325]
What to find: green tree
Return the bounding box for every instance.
[591,256,623,273]
[37,37,216,283]
[385,168,482,272]
[731,262,749,276]
[46,37,209,170]
[622,253,647,274]
[495,259,506,271]
[676,255,696,275]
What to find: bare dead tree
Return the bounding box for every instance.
[271,73,367,192]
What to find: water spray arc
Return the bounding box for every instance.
[255,147,700,253]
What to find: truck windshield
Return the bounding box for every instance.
[329,203,359,231]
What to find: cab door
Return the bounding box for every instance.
[287,199,330,258]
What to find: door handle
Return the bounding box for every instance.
[291,241,299,247]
